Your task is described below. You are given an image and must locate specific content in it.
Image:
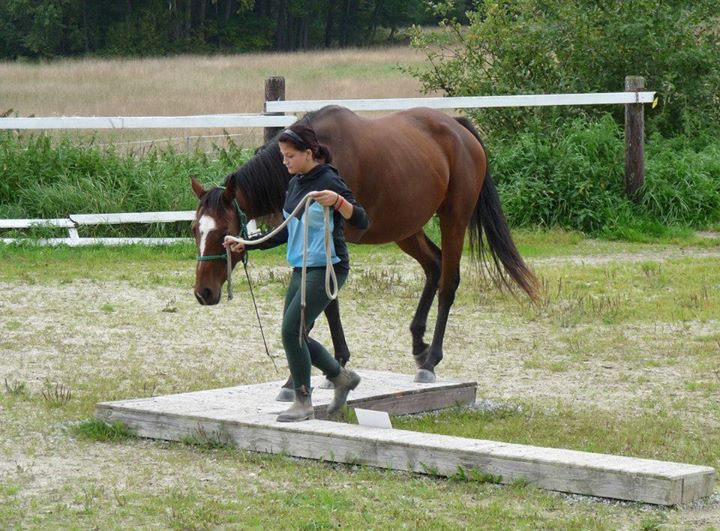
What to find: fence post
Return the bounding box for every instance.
[624,76,645,202]
[264,76,286,144]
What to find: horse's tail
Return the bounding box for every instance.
[455,117,539,302]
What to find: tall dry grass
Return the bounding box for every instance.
[1,47,432,116]
[0,47,433,148]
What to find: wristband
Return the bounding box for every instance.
[333,195,345,211]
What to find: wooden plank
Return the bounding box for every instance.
[0,218,75,229]
[95,370,715,505]
[69,211,196,225]
[96,407,715,506]
[1,237,192,246]
[0,114,296,130]
[265,92,657,113]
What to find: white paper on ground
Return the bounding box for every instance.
[354,408,392,429]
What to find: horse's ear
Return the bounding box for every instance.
[222,184,235,205]
[191,177,206,200]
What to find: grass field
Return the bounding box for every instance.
[0,47,434,149]
[1,232,719,529]
[2,48,720,528]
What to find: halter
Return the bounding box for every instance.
[194,195,278,373]
[196,199,248,263]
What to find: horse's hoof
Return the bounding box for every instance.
[414,369,436,383]
[275,388,295,402]
[317,378,335,389]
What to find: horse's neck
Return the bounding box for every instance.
[233,184,284,220]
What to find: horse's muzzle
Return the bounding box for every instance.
[194,288,220,305]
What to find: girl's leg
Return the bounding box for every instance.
[281,269,347,391]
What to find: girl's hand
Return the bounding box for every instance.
[310,190,340,208]
[223,236,245,253]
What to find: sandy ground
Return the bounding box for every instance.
[1,246,719,526]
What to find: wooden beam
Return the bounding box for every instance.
[0,114,296,130]
[95,370,715,505]
[625,76,646,201]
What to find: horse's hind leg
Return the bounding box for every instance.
[416,215,466,383]
[396,231,442,366]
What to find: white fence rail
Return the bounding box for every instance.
[0,211,259,247]
[0,113,296,130]
[265,92,656,113]
[2,85,655,246]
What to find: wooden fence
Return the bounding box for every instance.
[1,76,655,246]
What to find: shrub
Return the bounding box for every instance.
[490,115,720,233]
[408,0,720,139]
[0,132,251,237]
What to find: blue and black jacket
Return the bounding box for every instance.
[250,164,369,273]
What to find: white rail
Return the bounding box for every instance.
[0,114,296,130]
[0,211,259,246]
[265,92,656,113]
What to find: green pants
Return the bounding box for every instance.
[282,268,348,391]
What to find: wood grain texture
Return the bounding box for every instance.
[95,370,715,506]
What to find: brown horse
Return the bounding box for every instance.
[191,106,537,387]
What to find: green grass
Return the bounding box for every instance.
[73,418,135,442]
[393,402,719,470]
[1,232,719,528]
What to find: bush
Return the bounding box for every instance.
[408,0,720,139]
[490,115,720,234]
[0,132,250,237]
[2,121,719,239]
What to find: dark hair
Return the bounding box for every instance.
[278,123,333,163]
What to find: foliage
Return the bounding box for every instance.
[490,115,720,234]
[2,119,719,238]
[0,132,251,237]
[73,418,135,441]
[0,0,476,58]
[408,0,720,138]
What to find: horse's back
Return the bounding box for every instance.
[307,106,485,244]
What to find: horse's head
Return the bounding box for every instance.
[191,177,245,305]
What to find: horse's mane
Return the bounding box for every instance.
[202,113,323,216]
[219,136,290,216]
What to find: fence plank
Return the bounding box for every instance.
[0,114,296,130]
[266,92,656,113]
[69,211,196,225]
[0,218,76,229]
[1,237,192,246]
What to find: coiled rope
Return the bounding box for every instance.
[224,192,339,346]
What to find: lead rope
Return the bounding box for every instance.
[243,259,279,373]
[224,192,339,348]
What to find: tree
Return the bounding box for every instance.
[408,0,720,138]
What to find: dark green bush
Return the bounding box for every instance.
[491,115,720,234]
[2,121,719,239]
[0,132,250,237]
[409,0,720,139]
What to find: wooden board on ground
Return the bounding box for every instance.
[95,369,715,506]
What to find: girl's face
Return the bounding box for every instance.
[279,142,314,174]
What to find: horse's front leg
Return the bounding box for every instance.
[276,375,295,402]
[325,297,351,366]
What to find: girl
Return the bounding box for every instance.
[225,123,369,422]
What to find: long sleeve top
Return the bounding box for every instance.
[250,163,369,273]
